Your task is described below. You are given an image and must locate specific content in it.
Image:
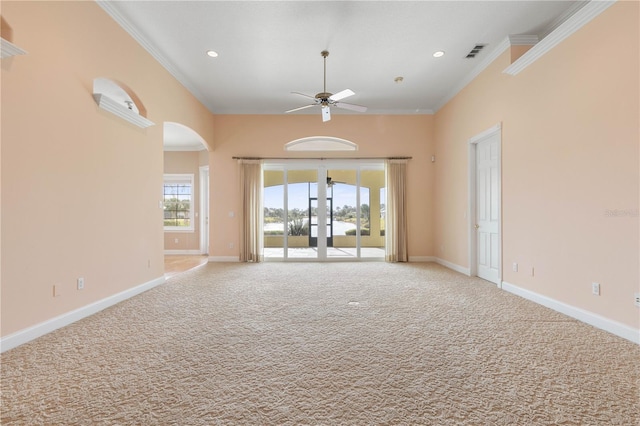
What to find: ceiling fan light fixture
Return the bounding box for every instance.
[285,50,367,122]
[322,106,331,122]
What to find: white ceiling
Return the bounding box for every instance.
[98,0,586,146]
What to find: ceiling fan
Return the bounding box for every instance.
[285,50,367,122]
[326,176,346,187]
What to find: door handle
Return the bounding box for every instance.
[475,224,480,229]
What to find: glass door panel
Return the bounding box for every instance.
[328,169,357,258]
[361,169,385,259]
[307,196,331,247]
[308,197,318,247]
[287,170,317,259]
[263,170,285,259]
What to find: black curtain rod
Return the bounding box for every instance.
[232,156,412,160]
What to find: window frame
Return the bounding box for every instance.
[163,173,195,232]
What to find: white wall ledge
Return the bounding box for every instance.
[93,78,154,128]
[1,37,27,58]
[504,1,616,75]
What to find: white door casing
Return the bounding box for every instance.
[468,124,501,285]
[316,166,328,260]
[199,166,210,255]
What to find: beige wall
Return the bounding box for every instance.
[1,2,214,337]
[2,0,636,342]
[209,115,435,259]
[434,2,639,328]
[163,151,202,251]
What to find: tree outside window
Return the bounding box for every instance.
[164,174,194,231]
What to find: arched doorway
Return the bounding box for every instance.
[163,122,210,276]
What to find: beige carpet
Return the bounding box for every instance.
[2,262,638,425]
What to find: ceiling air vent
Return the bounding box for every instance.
[466,44,487,59]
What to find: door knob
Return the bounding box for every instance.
[475,224,480,229]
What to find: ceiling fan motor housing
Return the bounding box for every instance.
[284,49,366,119]
[316,92,333,106]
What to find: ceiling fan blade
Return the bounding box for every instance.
[291,91,316,100]
[335,102,367,113]
[327,176,347,187]
[329,89,355,101]
[322,106,331,122]
[285,104,316,113]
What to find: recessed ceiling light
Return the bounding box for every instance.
[433,51,445,58]
[206,50,219,58]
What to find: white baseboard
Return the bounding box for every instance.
[502,281,639,345]
[0,276,166,353]
[164,250,203,255]
[409,256,436,262]
[435,257,471,276]
[208,256,239,263]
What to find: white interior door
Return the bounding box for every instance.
[475,136,500,283]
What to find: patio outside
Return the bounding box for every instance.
[264,168,385,260]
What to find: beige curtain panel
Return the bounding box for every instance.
[239,160,264,262]
[385,159,408,262]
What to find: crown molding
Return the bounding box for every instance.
[508,35,539,46]
[96,1,214,113]
[538,0,590,39]
[1,37,27,59]
[434,0,615,112]
[163,145,207,152]
[504,0,616,76]
[433,37,512,112]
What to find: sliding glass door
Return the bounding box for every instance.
[287,169,319,259]
[264,161,384,261]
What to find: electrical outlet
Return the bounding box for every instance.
[634,293,640,307]
[53,285,61,297]
[592,282,600,296]
[228,242,234,249]
[174,238,179,244]
[512,263,518,272]
[77,277,85,290]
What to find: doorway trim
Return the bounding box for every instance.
[468,123,502,286]
[199,165,210,255]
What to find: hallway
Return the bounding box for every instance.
[164,255,208,279]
